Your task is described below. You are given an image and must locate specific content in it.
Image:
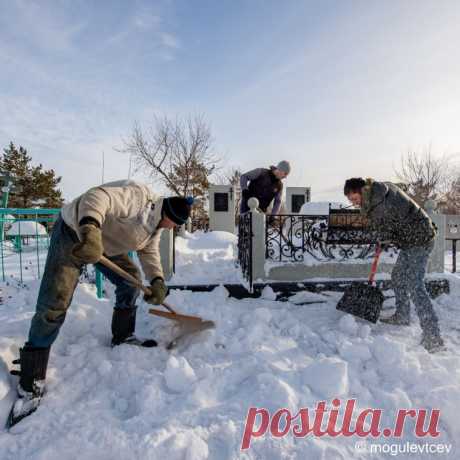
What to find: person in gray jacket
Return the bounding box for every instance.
[240,161,291,215]
[344,177,444,352]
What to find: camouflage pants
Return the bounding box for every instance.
[391,241,441,336]
[27,216,141,348]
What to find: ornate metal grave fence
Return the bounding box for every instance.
[237,212,253,288]
[265,214,397,263]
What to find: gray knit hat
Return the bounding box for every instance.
[276,160,291,175]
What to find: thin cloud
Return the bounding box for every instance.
[159,32,180,49]
[4,0,86,53]
[105,7,180,53]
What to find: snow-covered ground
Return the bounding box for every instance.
[0,231,459,459]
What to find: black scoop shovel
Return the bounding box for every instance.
[336,243,384,323]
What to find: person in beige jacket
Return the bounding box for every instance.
[9,180,192,426]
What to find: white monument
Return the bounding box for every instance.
[209,184,236,234]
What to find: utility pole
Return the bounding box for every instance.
[101,151,105,184]
[0,174,13,243]
[128,152,133,180]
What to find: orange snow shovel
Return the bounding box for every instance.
[99,256,215,348]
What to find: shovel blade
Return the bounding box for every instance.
[148,309,203,322]
[336,284,384,324]
[167,320,215,350]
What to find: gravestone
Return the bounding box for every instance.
[286,187,311,214]
[425,200,445,273]
[446,215,460,239]
[209,185,236,233]
[445,214,460,272]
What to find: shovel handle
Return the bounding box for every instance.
[368,243,382,285]
[98,255,176,314]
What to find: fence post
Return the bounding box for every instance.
[96,269,104,298]
[248,198,266,282]
[453,240,457,273]
[160,228,174,281]
[425,200,445,273]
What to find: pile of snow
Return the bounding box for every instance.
[299,201,346,216]
[171,230,240,285]
[183,231,237,250]
[0,230,459,459]
[164,356,198,392]
[2,214,15,224]
[6,220,48,236]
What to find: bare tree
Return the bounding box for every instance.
[226,167,242,187]
[214,167,242,186]
[395,147,451,207]
[437,161,460,214]
[120,114,220,198]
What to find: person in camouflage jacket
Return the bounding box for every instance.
[344,178,444,352]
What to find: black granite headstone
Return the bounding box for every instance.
[214,192,229,212]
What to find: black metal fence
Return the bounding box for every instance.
[265,214,397,263]
[238,212,253,289]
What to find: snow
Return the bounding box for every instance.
[337,314,359,335]
[303,357,349,398]
[170,231,241,285]
[0,231,459,459]
[164,356,198,393]
[260,286,276,300]
[6,221,48,236]
[299,201,346,216]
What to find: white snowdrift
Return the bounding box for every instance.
[6,221,48,236]
[299,201,346,215]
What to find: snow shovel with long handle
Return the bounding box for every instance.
[98,256,215,348]
[336,243,384,323]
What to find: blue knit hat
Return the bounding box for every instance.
[162,196,194,225]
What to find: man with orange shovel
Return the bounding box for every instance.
[7,180,200,427]
[343,178,444,353]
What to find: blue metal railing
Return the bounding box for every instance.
[0,208,60,283]
[0,209,105,296]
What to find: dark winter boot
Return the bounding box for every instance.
[421,332,445,353]
[7,345,50,427]
[380,313,410,326]
[111,308,157,348]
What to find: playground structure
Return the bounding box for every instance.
[0,208,58,283]
[6,219,49,252]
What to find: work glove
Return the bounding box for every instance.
[72,223,103,264]
[144,277,168,305]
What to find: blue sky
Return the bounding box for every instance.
[1,0,460,201]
